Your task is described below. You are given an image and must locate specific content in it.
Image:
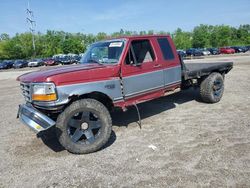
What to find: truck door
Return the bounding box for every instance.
[121,39,165,99]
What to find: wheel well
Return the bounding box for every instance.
[198,71,225,84]
[68,92,114,111]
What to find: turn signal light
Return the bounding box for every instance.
[32,93,57,101]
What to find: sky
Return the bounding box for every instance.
[0,0,250,36]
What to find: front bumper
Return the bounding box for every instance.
[17,104,55,133]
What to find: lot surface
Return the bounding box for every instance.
[0,54,250,187]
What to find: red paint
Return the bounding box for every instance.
[219,47,235,54]
[17,64,120,85]
[121,36,179,77]
[17,35,182,108]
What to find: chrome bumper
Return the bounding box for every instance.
[17,104,55,133]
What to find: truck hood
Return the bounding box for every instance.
[17,63,120,85]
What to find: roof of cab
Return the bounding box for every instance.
[114,34,171,40]
[91,35,171,45]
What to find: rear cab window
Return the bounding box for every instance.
[157,38,175,61]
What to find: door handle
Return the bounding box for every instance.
[154,64,161,68]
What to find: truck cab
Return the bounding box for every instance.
[17,35,233,154]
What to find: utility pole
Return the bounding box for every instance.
[26,0,36,56]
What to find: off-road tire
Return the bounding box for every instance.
[56,99,112,154]
[200,72,224,103]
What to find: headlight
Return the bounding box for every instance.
[32,83,57,101]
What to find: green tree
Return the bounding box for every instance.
[0,24,249,60]
[0,33,10,41]
[192,24,212,48]
[210,25,232,47]
[96,32,108,41]
[173,28,192,49]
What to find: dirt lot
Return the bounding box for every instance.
[0,54,250,187]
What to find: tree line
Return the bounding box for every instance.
[0,24,249,60]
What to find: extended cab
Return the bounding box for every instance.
[17,35,233,154]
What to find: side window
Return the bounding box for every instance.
[125,40,155,65]
[125,48,134,65]
[157,38,175,60]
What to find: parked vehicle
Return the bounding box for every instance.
[230,46,248,53]
[219,47,235,54]
[199,48,211,56]
[59,56,72,65]
[241,46,249,52]
[72,55,81,64]
[13,60,28,68]
[28,59,44,67]
[44,58,58,66]
[186,48,203,56]
[67,54,80,64]
[207,48,220,55]
[17,35,233,154]
[177,50,186,58]
[0,60,14,69]
[245,46,250,51]
[52,54,76,65]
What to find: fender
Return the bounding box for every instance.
[32,79,124,108]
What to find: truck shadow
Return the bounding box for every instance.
[40,88,200,153]
[111,88,201,127]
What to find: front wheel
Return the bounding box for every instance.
[200,72,224,103]
[56,99,112,154]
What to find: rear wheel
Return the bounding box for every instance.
[56,99,112,154]
[200,72,224,103]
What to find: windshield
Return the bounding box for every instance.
[80,40,125,64]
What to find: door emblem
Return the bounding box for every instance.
[105,84,115,89]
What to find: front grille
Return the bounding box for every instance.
[20,82,32,102]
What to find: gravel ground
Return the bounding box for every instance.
[0,54,250,187]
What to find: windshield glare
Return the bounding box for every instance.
[80,40,124,64]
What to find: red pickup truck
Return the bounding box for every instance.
[17,35,233,154]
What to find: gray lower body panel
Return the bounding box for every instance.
[123,66,182,98]
[123,69,165,97]
[164,66,182,86]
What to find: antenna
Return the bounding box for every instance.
[26,0,36,55]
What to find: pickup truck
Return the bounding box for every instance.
[17,35,233,154]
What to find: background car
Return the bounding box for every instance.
[56,56,70,65]
[44,58,58,66]
[186,48,203,56]
[28,59,44,67]
[230,46,248,53]
[177,50,187,58]
[67,53,79,64]
[245,46,250,51]
[13,60,28,68]
[207,48,220,55]
[52,55,70,65]
[219,47,235,54]
[199,48,211,56]
[0,60,14,69]
[74,55,81,64]
[241,46,249,52]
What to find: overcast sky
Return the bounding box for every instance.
[0,0,250,35]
